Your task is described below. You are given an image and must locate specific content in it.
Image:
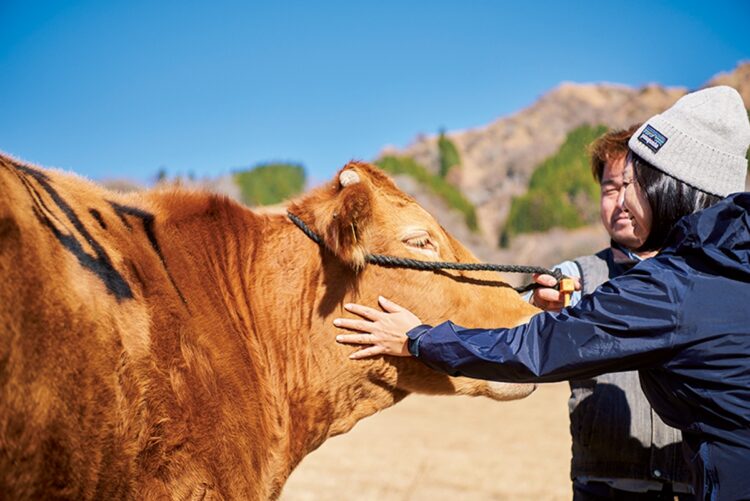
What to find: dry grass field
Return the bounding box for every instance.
[281,383,572,501]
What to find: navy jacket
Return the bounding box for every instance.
[408,193,750,500]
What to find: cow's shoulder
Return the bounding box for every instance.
[142,189,273,258]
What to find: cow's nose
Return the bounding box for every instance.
[486,381,537,401]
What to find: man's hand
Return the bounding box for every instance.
[334,296,422,359]
[529,274,581,312]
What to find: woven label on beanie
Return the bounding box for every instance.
[638,124,668,153]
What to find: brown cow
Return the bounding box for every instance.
[0,154,539,500]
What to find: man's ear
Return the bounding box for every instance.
[292,163,374,269]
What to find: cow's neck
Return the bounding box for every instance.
[241,215,407,475]
[155,207,397,485]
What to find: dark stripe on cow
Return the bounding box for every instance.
[112,204,133,230]
[12,164,134,300]
[108,201,188,305]
[89,208,107,229]
[31,205,133,299]
[14,167,69,230]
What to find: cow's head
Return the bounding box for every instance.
[288,161,537,422]
[289,160,464,270]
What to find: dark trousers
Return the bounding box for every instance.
[573,480,695,501]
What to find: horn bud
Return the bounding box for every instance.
[339,169,360,187]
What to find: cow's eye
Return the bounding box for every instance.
[402,231,438,254]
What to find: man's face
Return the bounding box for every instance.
[599,155,643,250]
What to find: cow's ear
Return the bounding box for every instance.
[295,164,374,269]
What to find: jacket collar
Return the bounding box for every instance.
[664,192,750,276]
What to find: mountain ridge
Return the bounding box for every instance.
[382,62,750,248]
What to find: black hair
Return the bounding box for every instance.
[630,153,721,252]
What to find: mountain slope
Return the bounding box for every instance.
[384,61,750,247]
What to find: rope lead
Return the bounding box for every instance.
[287,212,565,294]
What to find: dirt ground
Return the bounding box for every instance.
[281,383,572,500]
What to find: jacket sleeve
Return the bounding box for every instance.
[413,260,689,383]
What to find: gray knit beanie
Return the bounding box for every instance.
[628,85,750,197]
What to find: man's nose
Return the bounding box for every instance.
[617,186,627,210]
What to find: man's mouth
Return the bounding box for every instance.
[613,215,631,226]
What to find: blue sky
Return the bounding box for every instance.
[1,1,749,185]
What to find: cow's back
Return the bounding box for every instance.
[0,157,157,498]
[0,157,287,499]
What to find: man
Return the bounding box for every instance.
[529,125,694,500]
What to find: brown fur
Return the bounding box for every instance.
[0,155,539,499]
